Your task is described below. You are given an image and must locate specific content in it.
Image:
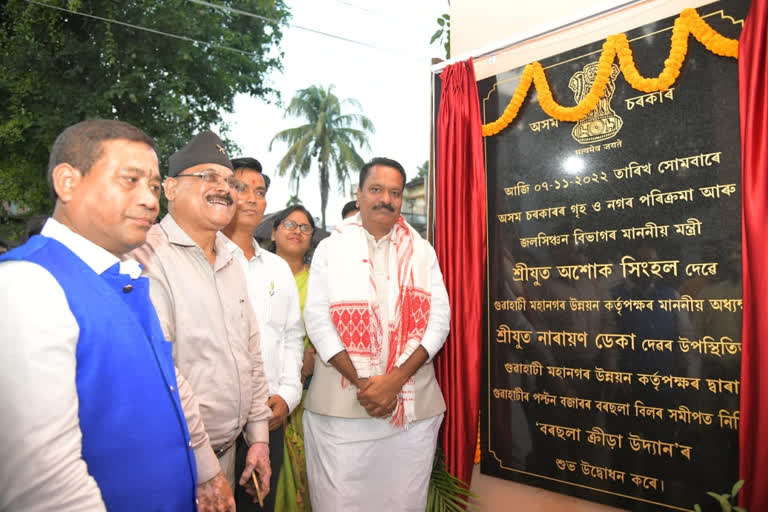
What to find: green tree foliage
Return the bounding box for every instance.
[430,13,450,59]
[270,84,374,229]
[417,159,429,179]
[0,0,290,216]
[285,194,302,207]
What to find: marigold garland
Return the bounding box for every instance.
[481,8,739,137]
[474,421,481,464]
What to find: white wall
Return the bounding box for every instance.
[450,0,719,80]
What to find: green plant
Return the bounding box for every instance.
[430,13,450,59]
[694,480,746,512]
[426,448,479,512]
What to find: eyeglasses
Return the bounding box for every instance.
[281,219,313,235]
[174,170,248,193]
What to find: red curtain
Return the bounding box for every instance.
[739,1,768,509]
[434,58,486,487]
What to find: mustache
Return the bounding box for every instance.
[207,193,234,205]
[372,203,395,212]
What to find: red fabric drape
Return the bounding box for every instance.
[739,1,768,509]
[434,58,486,487]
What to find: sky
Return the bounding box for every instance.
[222,0,448,229]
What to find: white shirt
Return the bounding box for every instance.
[222,235,305,413]
[303,225,449,426]
[306,230,450,366]
[0,218,142,511]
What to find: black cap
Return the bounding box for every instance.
[168,131,234,177]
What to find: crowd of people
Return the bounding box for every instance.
[0,119,451,512]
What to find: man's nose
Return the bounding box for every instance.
[138,183,160,212]
[215,179,230,193]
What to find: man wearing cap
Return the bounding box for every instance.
[0,119,197,511]
[221,157,305,512]
[132,131,272,511]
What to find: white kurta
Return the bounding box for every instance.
[303,221,450,511]
[0,219,154,511]
[221,234,305,412]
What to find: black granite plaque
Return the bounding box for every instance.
[480,1,748,510]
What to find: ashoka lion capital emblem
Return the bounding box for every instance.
[570,62,623,144]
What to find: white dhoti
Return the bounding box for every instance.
[303,410,444,512]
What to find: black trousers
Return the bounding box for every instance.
[234,425,284,512]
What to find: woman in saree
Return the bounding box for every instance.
[272,205,316,512]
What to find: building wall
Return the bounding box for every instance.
[450,0,718,81]
[448,1,720,510]
[403,177,427,236]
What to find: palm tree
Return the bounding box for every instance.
[285,194,302,207]
[270,84,374,228]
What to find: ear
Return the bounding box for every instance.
[163,177,178,201]
[270,229,277,242]
[51,163,82,203]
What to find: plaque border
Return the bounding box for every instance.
[481,6,745,512]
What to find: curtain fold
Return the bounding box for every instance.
[738,1,768,509]
[434,58,486,487]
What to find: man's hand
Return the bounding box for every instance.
[301,347,316,382]
[197,471,235,512]
[267,394,289,431]
[238,441,271,502]
[357,373,402,417]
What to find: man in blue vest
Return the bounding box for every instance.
[0,119,199,511]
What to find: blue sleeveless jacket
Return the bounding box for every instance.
[1,236,197,511]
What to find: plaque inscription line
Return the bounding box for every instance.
[485,450,694,512]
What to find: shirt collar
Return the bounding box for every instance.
[41,218,142,278]
[364,226,393,248]
[220,232,263,262]
[159,214,197,247]
[161,213,233,266]
[252,237,263,258]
